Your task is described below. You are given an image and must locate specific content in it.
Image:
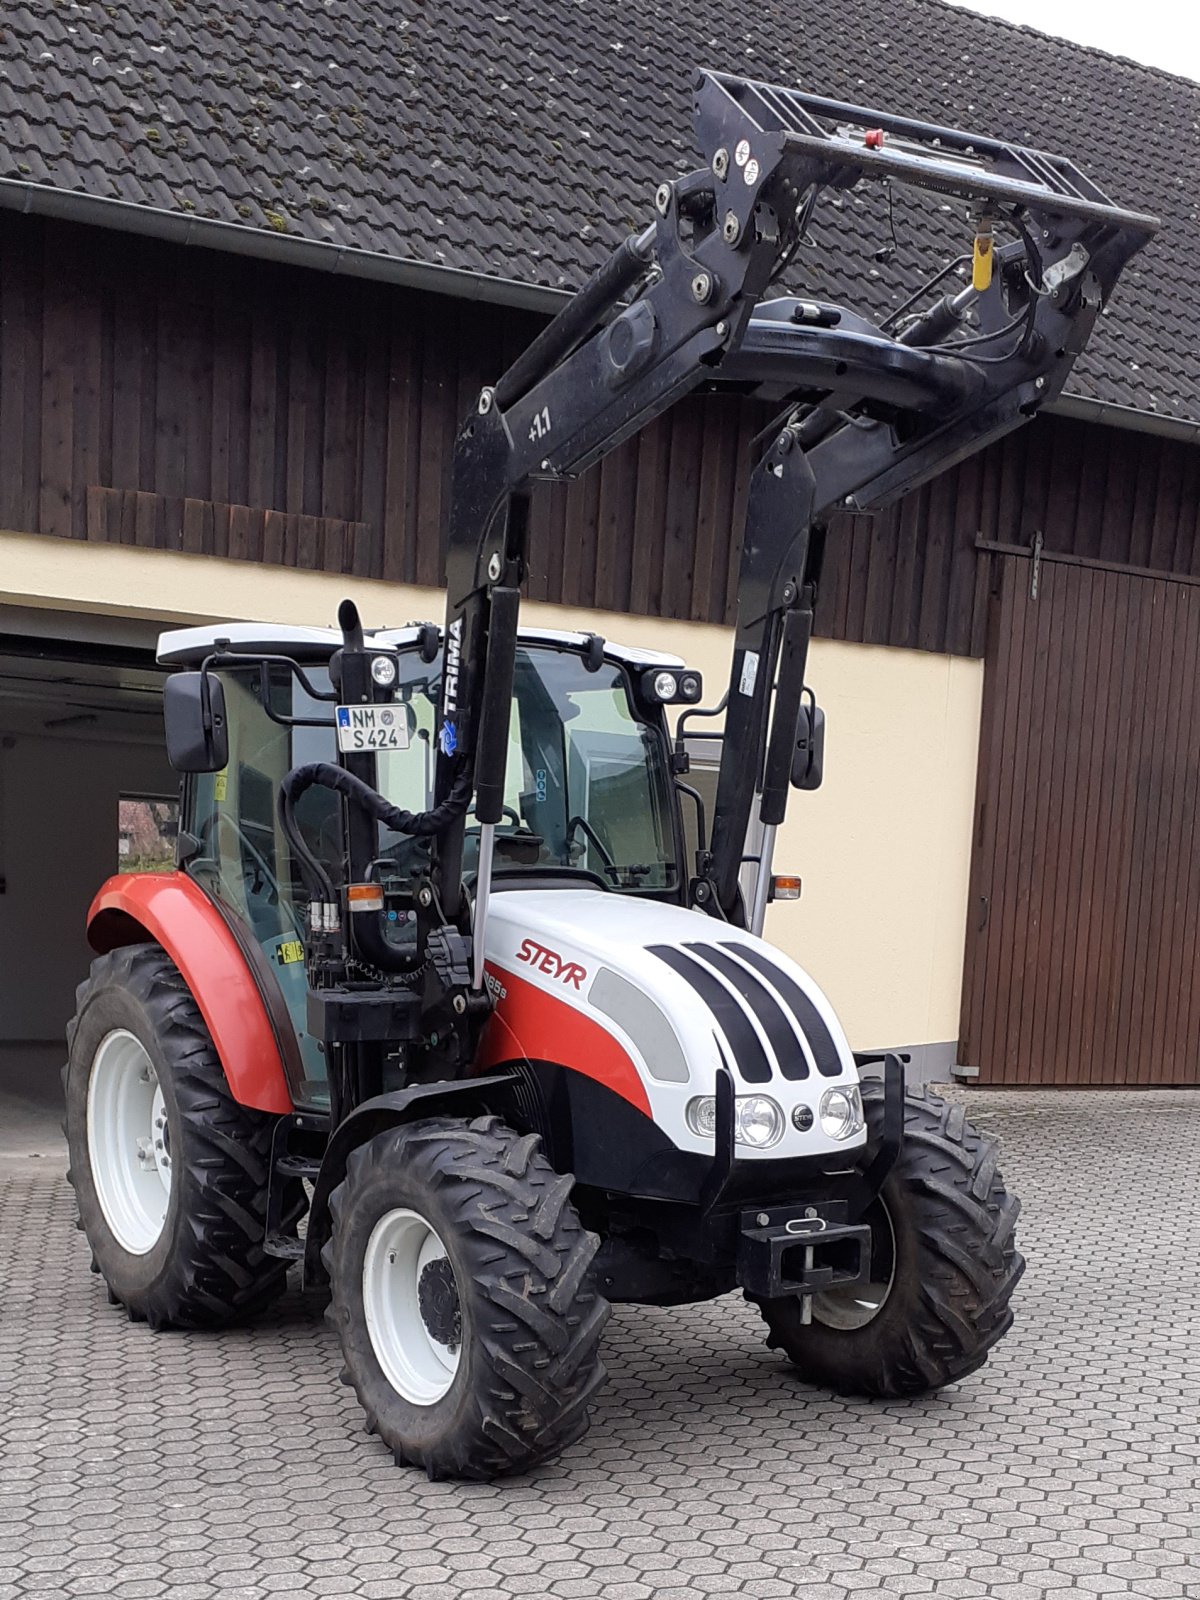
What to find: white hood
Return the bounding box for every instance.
[483,888,866,1161]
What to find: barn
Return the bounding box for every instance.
[0,0,1197,1095]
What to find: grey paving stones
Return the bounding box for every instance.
[1,1088,1198,1597]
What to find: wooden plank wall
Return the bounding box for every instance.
[960,554,1200,1086]
[0,214,761,629]
[3,213,1200,658]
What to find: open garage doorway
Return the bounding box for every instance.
[0,609,173,1146]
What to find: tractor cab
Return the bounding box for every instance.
[157,620,705,1108]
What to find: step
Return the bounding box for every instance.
[264,1233,305,1261]
[275,1154,322,1179]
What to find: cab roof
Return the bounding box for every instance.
[156,620,685,671]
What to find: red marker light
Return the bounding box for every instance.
[864,128,885,149]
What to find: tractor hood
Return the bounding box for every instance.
[481,889,866,1162]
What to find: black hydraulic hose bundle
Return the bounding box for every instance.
[277,762,473,910]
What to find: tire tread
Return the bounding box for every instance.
[323,1113,609,1480]
[65,943,301,1329]
[755,1083,1025,1397]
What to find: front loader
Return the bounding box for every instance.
[64,70,1156,1479]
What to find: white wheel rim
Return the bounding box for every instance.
[86,1029,172,1255]
[362,1208,462,1406]
[813,1197,896,1332]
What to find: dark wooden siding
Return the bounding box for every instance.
[4,212,1200,657]
[0,213,760,629]
[820,420,1200,657]
[960,554,1200,1086]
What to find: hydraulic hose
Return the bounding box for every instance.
[277,762,474,908]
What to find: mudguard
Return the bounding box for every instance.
[302,1074,520,1284]
[87,872,293,1114]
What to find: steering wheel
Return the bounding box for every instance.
[197,810,285,912]
[467,804,523,829]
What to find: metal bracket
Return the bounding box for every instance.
[852,1051,907,1217]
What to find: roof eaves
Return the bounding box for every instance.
[0,176,573,318]
[1046,393,1200,447]
[3,177,1195,443]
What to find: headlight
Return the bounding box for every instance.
[685,1095,719,1138]
[653,670,678,701]
[686,1094,785,1149]
[370,654,398,687]
[735,1095,785,1149]
[819,1085,864,1140]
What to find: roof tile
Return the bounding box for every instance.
[0,0,1193,418]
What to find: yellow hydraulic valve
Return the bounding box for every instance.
[973,219,995,291]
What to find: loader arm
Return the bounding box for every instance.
[434,67,1157,930]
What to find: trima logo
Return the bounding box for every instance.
[442,616,464,718]
[439,615,464,758]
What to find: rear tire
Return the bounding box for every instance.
[64,943,302,1329]
[753,1083,1024,1396]
[323,1115,609,1480]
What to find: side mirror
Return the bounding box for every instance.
[791,696,825,791]
[164,671,229,773]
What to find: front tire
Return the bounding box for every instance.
[754,1083,1024,1396]
[323,1116,609,1480]
[64,943,301,1329]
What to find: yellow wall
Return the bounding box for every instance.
[1,530,982,1050]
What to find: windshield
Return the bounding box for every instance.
[384,646,680,892]
[187,645,680,909]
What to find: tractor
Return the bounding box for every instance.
[64,71,1156,1479]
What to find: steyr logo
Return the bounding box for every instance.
[517,938,587,990]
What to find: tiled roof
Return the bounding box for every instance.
[0,0,1196,423]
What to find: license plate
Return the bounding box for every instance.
[335,704,410,753]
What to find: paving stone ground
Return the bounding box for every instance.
[2,1087,1198,1600]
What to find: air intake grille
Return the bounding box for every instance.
[721,943,843,1077]
[647,945,773,1083]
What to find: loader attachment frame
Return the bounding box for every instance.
[431,66,1156,935]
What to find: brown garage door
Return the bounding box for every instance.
[960,552,1200,1086]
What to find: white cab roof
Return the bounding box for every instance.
[156,620,684,670]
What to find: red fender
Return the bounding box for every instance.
[476,964,652,1117]
[87,873,293,1114]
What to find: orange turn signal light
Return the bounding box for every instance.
[347,883,385,913]
[772,874,802,901]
